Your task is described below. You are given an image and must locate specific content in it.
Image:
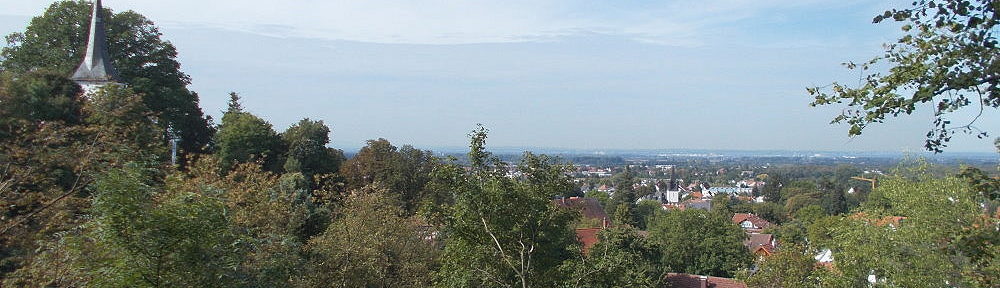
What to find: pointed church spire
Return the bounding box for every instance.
[71,0,120,87]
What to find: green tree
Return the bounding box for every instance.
[647,209,751,278]
[824,169,985,286]
[298,185,437,287]
[808,0,998,152]
[563,226,665,288]
[214,105,284,173]
[432,126,578,288]
[818,179,847,215]
[743,245,822,288]
[340,138,435,214]
[1,0,214,156]
[281,118,344,181]
[5,163,240,287]
[0,80,164,278]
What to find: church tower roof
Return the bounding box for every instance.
[71,0,121,85]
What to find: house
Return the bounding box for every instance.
[553,197,611,254]
[731,213,773,233]
[745,233,777,257]
[664,273,747,288]
[553,197,610,227]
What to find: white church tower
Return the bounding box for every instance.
[70,0,180,165]
[70,0,121,91]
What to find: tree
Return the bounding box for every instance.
[0,79,164,278]
[5,163,240,287]
[818,179,847,215]
[808,0,998,152]
[214,107,284,173]
[761,174,784,203]
[647,209,751,278]
[1,1,214,156]
[563,226,665,288]
[743,245,822,288]
[340,138,435,214]
[298,185,437,287]
[281,118,344,181]
[824,168,987,286]
[432,126,578,288]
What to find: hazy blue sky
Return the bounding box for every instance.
[2,1,998,152]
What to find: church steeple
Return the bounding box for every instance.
[71,0,120,88]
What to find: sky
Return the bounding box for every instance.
[2,0,998,153]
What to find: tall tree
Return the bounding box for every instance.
[824,166,989,286]
[563,226,665,288]
[281,118,344,181]
[432,126,578,288]
[647,209,751,278]
[298,185,437,287]
[340,138,434,214]
[5,163,240,287]
[214,104,285,173]
[1,0,214,156]
[809,0,999,152]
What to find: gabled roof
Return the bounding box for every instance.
[745,233,776,255]
[665,273,747,288]
[732,213,773,230]
[553,197,610,225]
[71,0,121,84]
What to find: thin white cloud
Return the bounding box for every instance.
[5,0,874,45]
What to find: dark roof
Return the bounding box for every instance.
[665,273,747,288]
[71,0,121,84]
[553,197,610,224]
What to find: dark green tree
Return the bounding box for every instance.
[647,209,751,278]
[809,0,999,152]
[819,179,847,215]
[340,138,434,214]
[1,0,214,157]
[214,104,284,173]
[563,226,665,287]
[281,118,344,181]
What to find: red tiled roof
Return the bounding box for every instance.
[732,213,773,230]
[665,273,747,288]
[575,227,602,254]
[745,233,775,254]
[553,197,610,225]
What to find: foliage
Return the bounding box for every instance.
[214,108,285,173]
[563,226,665,288]
[5,163,240,287]
[340,138,435,215]
[743,245,822,288]
[824,170,985,286]
[432,126,578,288]
[281,118,344,181]
[647,209,751,278]
[809,0,999,152]
[2,1,214,156]
[0,77,164,277]
[298,185,438,287]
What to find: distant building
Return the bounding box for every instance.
[731,213,773,233]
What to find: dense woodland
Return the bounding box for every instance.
[1,1,999,287]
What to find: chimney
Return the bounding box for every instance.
[699,275,708,288]
[602,217,608,229]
